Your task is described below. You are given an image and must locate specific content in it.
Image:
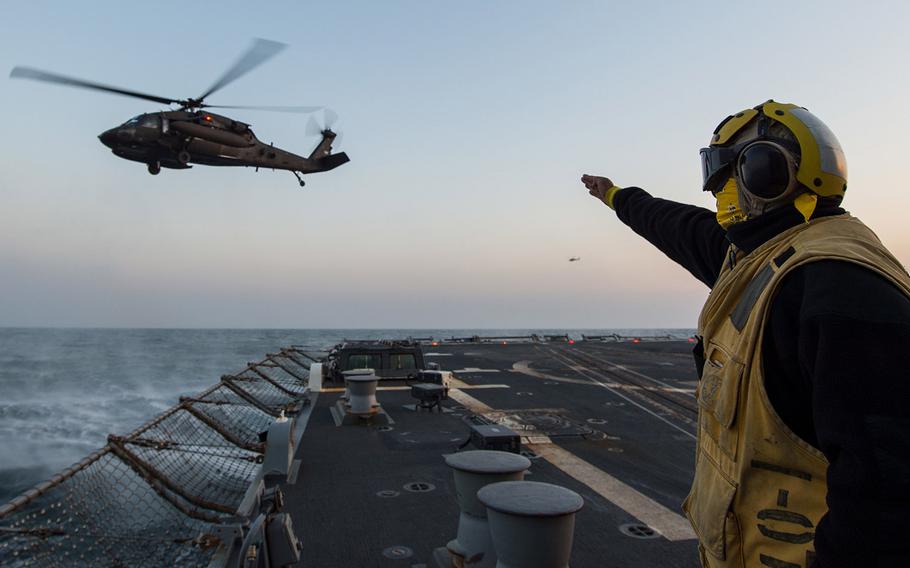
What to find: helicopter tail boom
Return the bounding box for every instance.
[316,152,350,171]
[308,130,340,160]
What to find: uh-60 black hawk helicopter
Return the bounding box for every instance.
[10,38,349,186]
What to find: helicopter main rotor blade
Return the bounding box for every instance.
[196,38,286,103]
[9,66,180,106]
[203,104,322,114]
[323,108,339,129]
[306,115,322,137]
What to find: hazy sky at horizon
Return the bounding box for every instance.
[2,1,909,328]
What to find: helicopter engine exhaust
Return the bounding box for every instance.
[171,122,253,148]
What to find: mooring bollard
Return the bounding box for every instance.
[476,481,584,568]
[438,450,531,568]
[346,374,379,415]
[341,368,374,402]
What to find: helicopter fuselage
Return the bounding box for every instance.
[97,110,347,180]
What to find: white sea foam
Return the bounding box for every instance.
[0,327,693,500]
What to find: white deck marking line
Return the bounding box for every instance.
[599,383,695,395]
[424,353,454,357]
[452,367,500,373]
[448,377,511,390]
[511,361,591,385]
[448,388,696,542]
[527,442,696,541]
[447,388,494,412]
[512,360,693,392]
[543,347,697,441]
[321,383,508,393]
[577,348,696,398]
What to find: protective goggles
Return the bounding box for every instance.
[700,139,798,196]
[699,144,745,195]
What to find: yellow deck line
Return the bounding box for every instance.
[448,387,696,542]
[527,443,696,541]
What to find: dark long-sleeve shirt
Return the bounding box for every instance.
[613,187,910,568]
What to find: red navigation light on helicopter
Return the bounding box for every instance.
[632,338,641,344]
[568,339,575,345]
[431,341,439,347]
[204,115,213,122]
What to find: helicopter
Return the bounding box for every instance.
[9,39,348,186]
[568,257,581,262]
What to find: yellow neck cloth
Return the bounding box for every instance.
[715,178,819,229]
[715,178,747,229]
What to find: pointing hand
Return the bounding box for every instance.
[581,174,622,209]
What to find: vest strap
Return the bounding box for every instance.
[774,246,797,268]
[730,263,775,331]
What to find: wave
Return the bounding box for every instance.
[0,327,694,500]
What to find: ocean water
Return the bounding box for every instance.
[0,327,693,502]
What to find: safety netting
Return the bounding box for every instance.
[0,348,312,567]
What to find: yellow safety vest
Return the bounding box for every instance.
[682,214,910,568]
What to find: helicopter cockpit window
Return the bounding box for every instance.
[139,115,159,129]
[124,116,142,126]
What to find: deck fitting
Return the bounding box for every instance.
[437,450,531,568]
[477,481,584,568]
[383,545,414,559]
[619,523,660,539]
[330,371,393,426]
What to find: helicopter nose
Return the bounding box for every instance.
[98,129,117,148]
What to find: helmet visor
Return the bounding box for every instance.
[699,145,740,194]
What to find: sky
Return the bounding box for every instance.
[1,0,908,328]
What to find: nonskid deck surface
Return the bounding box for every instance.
[288,340,701,567]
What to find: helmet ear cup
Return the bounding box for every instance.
[737,142,792,198]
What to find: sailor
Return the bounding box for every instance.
[581,100,910,567]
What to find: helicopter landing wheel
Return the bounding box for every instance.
[292,171,305,187]
[177,150,190,165]
[147,162,161,175]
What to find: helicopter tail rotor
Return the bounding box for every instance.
[306,108,343,148]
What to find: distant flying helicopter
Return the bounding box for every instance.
[569,257,581,262]
[9,39,348,187]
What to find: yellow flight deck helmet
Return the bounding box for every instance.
[700,100,848,226]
